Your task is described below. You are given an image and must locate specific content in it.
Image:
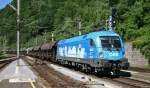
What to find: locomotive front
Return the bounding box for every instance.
[97,32,129,75]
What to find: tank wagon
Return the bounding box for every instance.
[56,31,129,75]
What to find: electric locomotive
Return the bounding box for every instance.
[56,31,129,75]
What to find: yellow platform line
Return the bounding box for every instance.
[29,79,36,88]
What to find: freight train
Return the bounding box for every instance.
[26,30,129,76]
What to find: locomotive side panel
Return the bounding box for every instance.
[56,38,91,64]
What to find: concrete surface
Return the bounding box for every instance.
[0,59,43,88]
[46,62,121,88]
[0,59,37,81]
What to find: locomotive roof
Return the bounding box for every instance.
[58,31,120,44]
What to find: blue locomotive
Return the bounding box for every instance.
[56,31,129,75]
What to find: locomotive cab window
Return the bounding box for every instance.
[100,36,121,50]
[90,39,96,47]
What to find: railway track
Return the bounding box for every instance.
[24,56,87,88]
[81,71,150,88]
[112,77,150,88]
[0,57,16,70]
[89,70,150,88]
[56,64,150,88]
[85,71,150,88]
[129,67,150,73]
[25,56,150,88]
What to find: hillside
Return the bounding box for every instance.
[0,0,150,64]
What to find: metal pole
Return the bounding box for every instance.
[17,0,20,66]
[8,4,17,11]
[78,21,81,35]
[77,17,81,35]
[51,33,54,42]
[106,20,108,31]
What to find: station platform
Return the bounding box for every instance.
[0,59,44,88]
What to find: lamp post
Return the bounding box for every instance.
[16,0,20,66]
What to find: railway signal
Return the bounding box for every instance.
[107,8,117,31]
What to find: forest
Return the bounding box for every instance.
[0,0,150,64]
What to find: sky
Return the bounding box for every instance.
[0,0,13,9]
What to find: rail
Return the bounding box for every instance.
[0,57,16,69]
[129,67,150,73]
[113,77,150,88]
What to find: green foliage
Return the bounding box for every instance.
[0,0,150,64]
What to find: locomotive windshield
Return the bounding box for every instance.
[100,36,121,50]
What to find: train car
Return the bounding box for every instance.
[32,45,41,58]
[56,31,129,75]
[40,42,57,62]
[26,47,34,56]
[20,48,27,55]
